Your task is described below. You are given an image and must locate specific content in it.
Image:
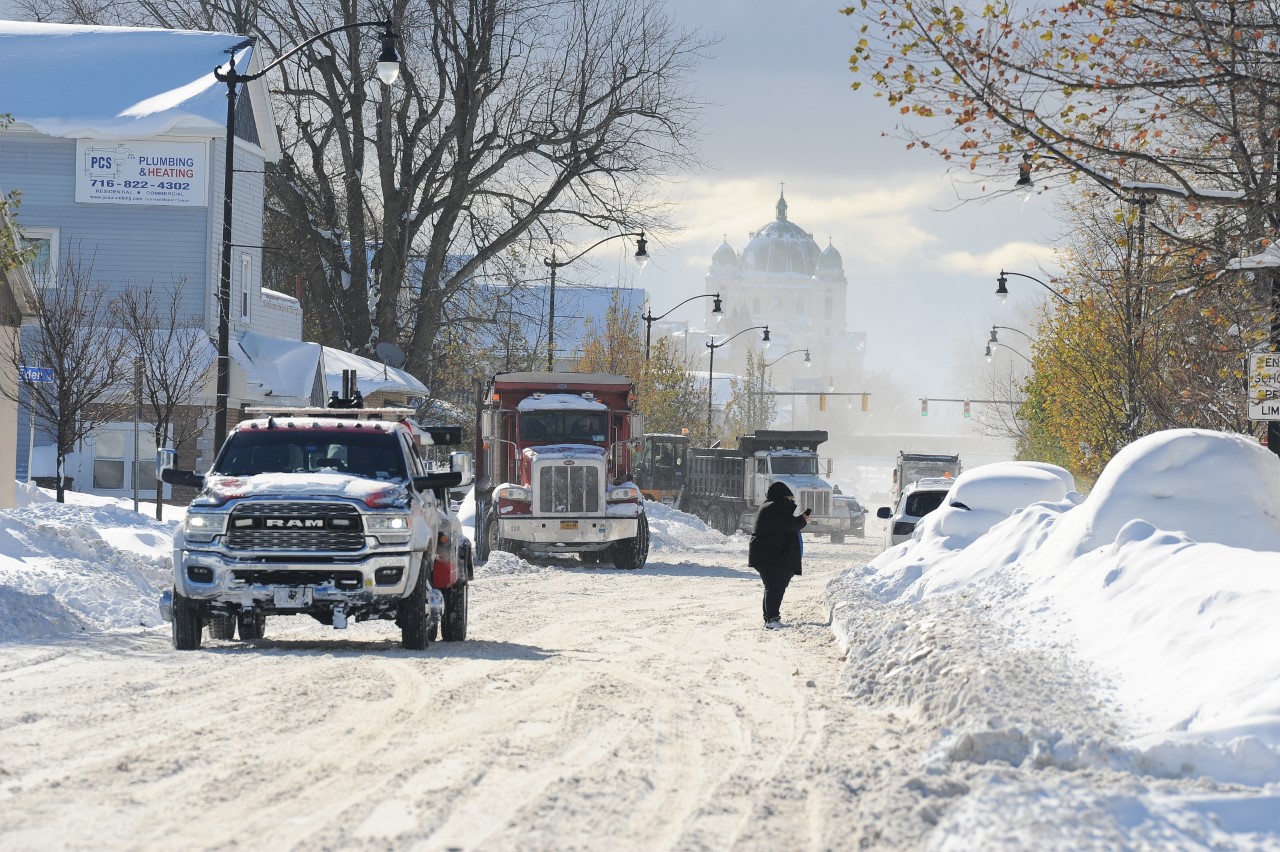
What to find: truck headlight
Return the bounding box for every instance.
[495,485,531,502]
[607,485,641,502]
[184,511,228,543]
[366,514,411,532]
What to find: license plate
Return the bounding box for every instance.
[560,521,579,530]
[273,587,313,608]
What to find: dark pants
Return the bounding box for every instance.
[759,568,793,623]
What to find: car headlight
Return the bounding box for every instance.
[366,514,411,532]
[495,485,531,502]
[608,485,641,502]
[184,511,228,543]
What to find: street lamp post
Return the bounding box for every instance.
[642,293,722,361]
[995,270,1071,305]
[985,342,1032,365]
[544,232,649,372]
[988,325,1034,350]
[706,325,769,439]
[211,18,401,452]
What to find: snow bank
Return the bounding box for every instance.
[833,429,1280,827]
[0,498,175,641]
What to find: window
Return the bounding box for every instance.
[21,227,58,288]
[796,298,805,316]
[93,431,126,489]
[824,295,833,315]
[240,254,252,321]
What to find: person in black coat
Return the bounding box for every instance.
[747,481,810,629]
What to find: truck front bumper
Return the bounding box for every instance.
[173,548,418,606]
[499,516,639,553]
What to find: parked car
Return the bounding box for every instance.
[876,477,954,548]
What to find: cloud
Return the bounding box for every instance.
[934,242,1062,278]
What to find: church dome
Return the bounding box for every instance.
[816,240,844,279]
[711,239,738,268]
[739,192,822,276]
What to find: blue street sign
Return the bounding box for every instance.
[19,366,54,383]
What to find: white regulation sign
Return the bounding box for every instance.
[74,139,208,207]
[1249,352,1280,420]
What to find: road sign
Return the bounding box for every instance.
[1249,353,1280,420]
[19,366,53,383]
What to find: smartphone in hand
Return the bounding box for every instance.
[803,508,813,516]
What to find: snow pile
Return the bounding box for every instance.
[0,498,175,641]
[830,429,1280,846]
[645,500,728,551]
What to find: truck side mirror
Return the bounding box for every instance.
[161,468,205,489]
[414,471,463,493]
[449,451,474,487]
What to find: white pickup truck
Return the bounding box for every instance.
[159,408,471,651]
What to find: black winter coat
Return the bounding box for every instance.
[748,499,808,576]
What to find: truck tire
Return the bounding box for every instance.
[237,611,266,641]
[208,613,236,640]
[831,532,846,544]
[400,567,430,650]
[171,591,203,651]
[484,514,514,560]
[610,515,650,570]
[441,583,469,641]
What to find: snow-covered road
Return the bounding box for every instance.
[0,535,903,851]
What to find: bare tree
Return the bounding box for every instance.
[114,283,216,519]
[3,254,129,501]
[725,349,777,440]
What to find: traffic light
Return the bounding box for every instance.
[921,398,928,416]
[963,400,971,418]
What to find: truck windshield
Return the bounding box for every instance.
[770,456,818,475]
[520,411,608,443]
[215,430,407,481]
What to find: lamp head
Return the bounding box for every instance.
[803,349,811,367]
[1016,153,1033,186]
[995,273,1009,304]
[376,21,401,86]
[984,343,994,363]
[988,327,999,347]
[712,295,722,315]
[634,233,649,269]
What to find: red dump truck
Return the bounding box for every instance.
[473,371,649,568]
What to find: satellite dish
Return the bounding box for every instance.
[375,341,407,368]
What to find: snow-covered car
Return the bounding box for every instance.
[876,477,953,548]
[159,408,472,651]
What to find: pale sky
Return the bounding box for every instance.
[624,0,1063,404]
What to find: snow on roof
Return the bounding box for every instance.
[0,20,278,154]
[234,331,321,400]
[228,332,428,402]
[516,393,607,411]
[321,345,427,397]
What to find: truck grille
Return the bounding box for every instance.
[536,464,601,514]
[798,489,831,517]
[226,502,366,552]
